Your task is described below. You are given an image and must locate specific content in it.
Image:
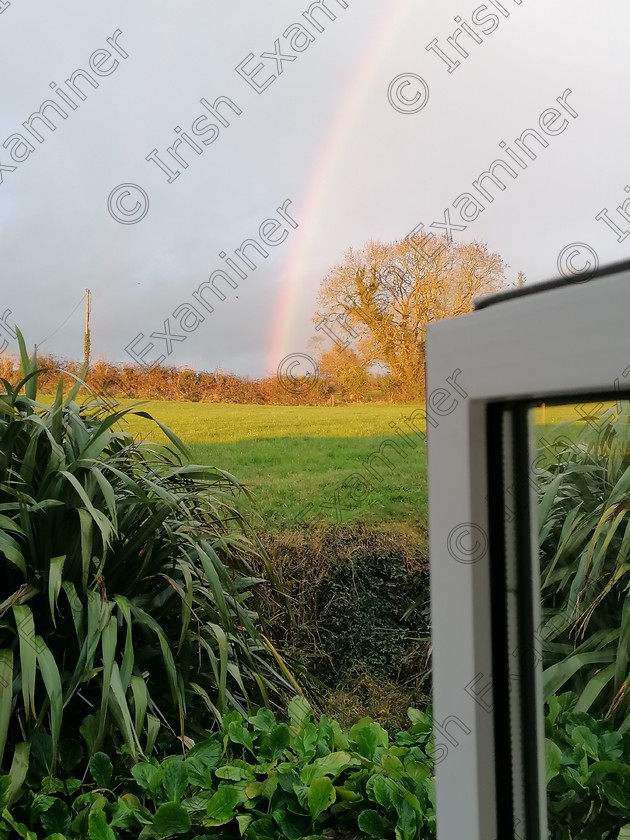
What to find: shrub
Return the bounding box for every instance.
[538,404,630,724]
[252,528,430,726]
[0,334,297,778]
[546,691,630,840]
[0,697,436,839]
[312,548,429,686]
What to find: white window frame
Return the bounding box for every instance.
[426,261,630,840]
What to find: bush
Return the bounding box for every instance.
[0,353,337,406]
[537,405,630,724]
[0,697,436,839]
[546,691,630,840]
[312,548,429,686]
[252,528,430,727]
[0,335,296,778]
[5,692,630,840]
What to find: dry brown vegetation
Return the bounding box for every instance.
[252,525,431,731]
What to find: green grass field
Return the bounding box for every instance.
[66,397,605,535]
[117,401,428,532]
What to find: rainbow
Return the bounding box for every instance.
[267,0,416,372]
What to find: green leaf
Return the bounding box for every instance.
[34,636,63,766]
[246,816,277,840]
[131,410,191,461]
[204,785,240,826]
[107,663,142,759]
[97,606,116,746]
[0,777,10,811]
[407,708,431,731]
[249,707,276,732]
[184,756,215,789]
[546,695,561,725]
[129,676,147,737]
[80,715,99,755]
[47,555,65,627]
[110,793,149,829]
[152,802,191,837]
[39,776,65,795]
[273,808,310,840]
[227,721,254,753]
[205,619,228,714]
[538,475,564,528]
[307,776,336,820]
[215,765,250,781]
[381,753,404,778]
[602,780,627,810]
[1,806,38,839]
[89,752,113,788]
[30,792,56,822]
[185,737,222,766]
[300,751,357,784]
[13,605,37,722]
[0,529,26,575]
[6,742,30,806]
[349,718,388,760]
[179,791,213,819]
[264,723,291,760]
[88,809,117,840]
[599,731,623,761]
[0,651,12,767]
[544,653,614,698]
[335,784,362,803]
[358,809,388,838]
[162,758,189,802]
[570,725,599,759]
[236,814,253,836]
[131,762,162,795]
[294,722,319,759]
[545,739,563,784]
[41,798,71,834]
[395,796,419,840]
[366,775,396,809]
[288,696,312,732]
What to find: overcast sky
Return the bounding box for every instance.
[1,0,629,377]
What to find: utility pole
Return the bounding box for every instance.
[83,288,91,371]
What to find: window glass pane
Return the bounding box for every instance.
[531,398,630,839]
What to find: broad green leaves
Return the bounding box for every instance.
[546,691,630,838]
[6,695,630,839]
[307,776,336,819]
[204,786,241,826]
[151,802,191,837]
[545,739,562,784]
[0,699,439,838]
[89,753,113,789]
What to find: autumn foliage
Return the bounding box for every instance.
[314,234,507,398]
[0,354,396,405]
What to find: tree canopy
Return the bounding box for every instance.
[314,233,507,397]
